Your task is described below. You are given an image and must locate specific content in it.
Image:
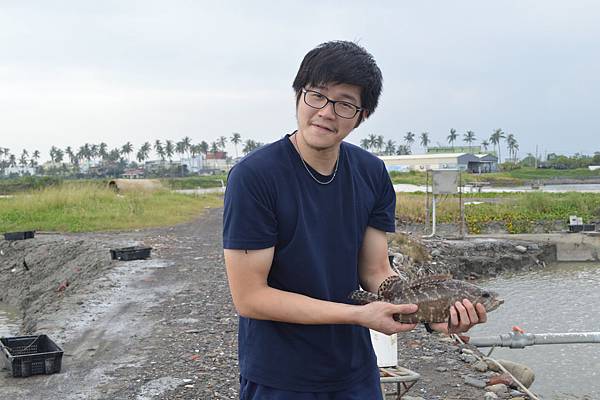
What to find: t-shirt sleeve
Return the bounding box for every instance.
[367,161,396,233]
[223,162,278,250]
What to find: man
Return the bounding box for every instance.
[223,41,487,399]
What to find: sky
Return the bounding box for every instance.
[1,1,599,163]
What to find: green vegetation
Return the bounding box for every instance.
[0,175,228,195]
[396,192,600,234]
[162,175,227,190]
[390,167,600,187]
[0,176,63,195]
[389,171,428,185]
[0,182,223,233]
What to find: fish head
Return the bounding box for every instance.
[473,288,504,312]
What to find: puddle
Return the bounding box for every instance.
[0,302,21,337]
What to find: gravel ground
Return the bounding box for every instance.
[0,208,542,399]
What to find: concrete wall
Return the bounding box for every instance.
[474,232,600,262]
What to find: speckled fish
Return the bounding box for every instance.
[349,274,504,324]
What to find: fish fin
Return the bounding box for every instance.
[348,290,379,305]
[377,275,404,298]
[403,274,453,290]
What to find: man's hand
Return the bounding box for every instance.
[357,301,418,335]
[429,299,487,334]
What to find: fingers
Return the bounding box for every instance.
[449,299,488,333]
[475,302,487,323]
[363,302,418,335]
[394,303,418,315]
[462,299,479,325]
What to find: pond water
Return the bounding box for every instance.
[0,302,21,337]
[470,262,600,399]
[393,183,600,193]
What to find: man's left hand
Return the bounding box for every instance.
[429,299,487,334]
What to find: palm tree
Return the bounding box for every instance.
[19,150,28,168]
[175,141,186,176]
[367,133,377,150]
[165,140,175,163]
[420,132,430,151]
[154,140,165,160]
[54,148,64,164]
[447,128,457,150]
[175,141,186,159]
[375,135,384,154]
[30,150,40,168]
[181,136,192,159]
[217,136,227,151]
[230,132,242,158]
[198,141,209,155]
[139,142,151,164]
[49,146,59,167]
[384,140,396,155]
[90,144,99,163]
[190,144,202,158]
[506,134,518,162]
[481,140,490,152]
[121,142,134,163]
[463,131,476,152]
[98,142,108,161]
[243,139,262,154]
[404,132,415,152]
[396,145,411,155]
[210,141,219,153]
[65,146,77,165]
[489,129,505,163]
[360,138,370,150]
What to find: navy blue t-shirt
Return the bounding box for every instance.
[223,133,396,392]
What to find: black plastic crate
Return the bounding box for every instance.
[583,224,596,232]
[3,231,35,241]
[0,335,63,377]
[110,246,152,261]
[569,225,584,233]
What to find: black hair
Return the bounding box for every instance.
[292,41,383,124]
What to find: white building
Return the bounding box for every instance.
[3,166,36,176]
[379,153,498,173]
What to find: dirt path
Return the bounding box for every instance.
[1,208,238,400]
[1,209,535,399]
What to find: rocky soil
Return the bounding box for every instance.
[0,209,553,399]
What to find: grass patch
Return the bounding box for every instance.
[0,176,63,195]
[389,171,428,185]
[0,182,223,233]
[397,192,600,233]
[389,167,600,187]
[162,175,227,190]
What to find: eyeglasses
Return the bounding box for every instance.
[301,88,362,119]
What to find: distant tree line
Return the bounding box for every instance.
[360,128,520,163]
[519,152,600,170]
[0,133,264,178]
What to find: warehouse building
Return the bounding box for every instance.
[379,153,498,173]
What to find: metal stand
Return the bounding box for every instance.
[379,366,421,399]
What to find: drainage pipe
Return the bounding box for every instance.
[467,331,600,348]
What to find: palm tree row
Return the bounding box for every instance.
[361,129,519,163]
[360,134,410,155]
[1,132,262,174]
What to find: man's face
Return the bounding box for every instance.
[296,83,365,152]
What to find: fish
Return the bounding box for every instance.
[349,274,504,324]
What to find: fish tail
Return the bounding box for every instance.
[348,290,379,305]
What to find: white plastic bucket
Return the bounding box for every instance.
[369,330,398,367]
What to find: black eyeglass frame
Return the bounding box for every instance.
[301,88,363,119]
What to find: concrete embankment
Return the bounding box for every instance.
[470,232,600,262]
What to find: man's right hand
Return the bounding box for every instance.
[356,301,418,335]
